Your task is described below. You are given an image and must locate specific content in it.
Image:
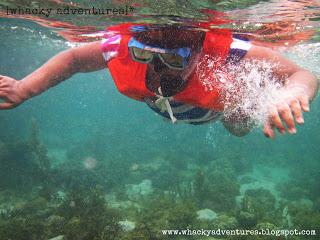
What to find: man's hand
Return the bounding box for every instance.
[0,75,27,109]
[244,45,318,139]
[263,85,310,138]
[0,41,105,110]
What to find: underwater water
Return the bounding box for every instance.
[0,0,320,239]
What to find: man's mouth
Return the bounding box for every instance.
[146,63,188,96]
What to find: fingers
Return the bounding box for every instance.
[0,102,14,109]
[299,96,310,112]
[0,82,10,88]
[290,99,304,124]
[0,94,14,109]
[277,102,296,134]
[263,120,275,138]
[0,76,25,110]
[0,76,12,88]
[268,102,296,135]
[269,105,286,134]
[0,90,11,102]
[0,94,16,109]
[288,96,310,126]
[265,96,310,138]
[0,88,10,94]
[0,78,23,109]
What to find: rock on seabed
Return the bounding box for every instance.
[118,220,136,232]
[197,209,218,221]
[48,235,64,240]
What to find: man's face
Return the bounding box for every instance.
[146,50,200,96]
[131,27,205,96]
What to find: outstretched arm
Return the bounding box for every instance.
[0,41,105,109]
[245,45,318,138]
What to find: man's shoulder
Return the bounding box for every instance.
[101,34,122,62]
[227,35,252,63]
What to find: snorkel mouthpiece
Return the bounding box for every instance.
[160,74,185,97]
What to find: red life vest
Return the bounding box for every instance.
[107,26,232,111]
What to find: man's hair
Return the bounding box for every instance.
[132,24,205,52]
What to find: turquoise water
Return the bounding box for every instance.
[0,1,320,240]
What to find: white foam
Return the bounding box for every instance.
[197,56,295,127]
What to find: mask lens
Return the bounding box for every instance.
[160,53,184,69]
[131,47,153,62]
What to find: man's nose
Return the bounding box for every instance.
[152,55,167,72]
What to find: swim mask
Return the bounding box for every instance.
[128,37,191,70]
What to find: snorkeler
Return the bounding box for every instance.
[0,23,318,138]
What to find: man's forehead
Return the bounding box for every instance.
[132,26,205,50]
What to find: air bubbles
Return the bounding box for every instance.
[205,125,218,147]
[198,56,289,128]
[223,59,285,127]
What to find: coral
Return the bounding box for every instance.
[212,214,238,230]
[46,215,66,237]
[236,188,281,229]
[57,186,121,240]
[14,196,49,217]
[126,179,153,201]
[245,188,276,219]
[193,169,207,206]
[0,217,48,240]
[191,162,240,212]
[51,164,106,192]
[0,118,52,191]
[167,200,197,229]
[63,217,84,240]
[29,118,51,176]
[236,210,258,228]
[0,186,122,240]
[0,194,55,239]
[125,195,197,240]
[120,226,151,240]
[52,153,131,193]
[255,221,278,230]
[147,161,182,191]
[290,206,320,240]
